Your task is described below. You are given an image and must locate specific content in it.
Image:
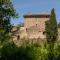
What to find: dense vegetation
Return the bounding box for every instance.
[45,8,58,43]
[0,40,60,60]
[0,0,60,60]
[45,8,58,60]
[0,0,17,43]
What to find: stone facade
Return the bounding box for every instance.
[12,14,50,40]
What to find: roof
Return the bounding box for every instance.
[23,14,50,18]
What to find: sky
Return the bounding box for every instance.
[11,0,60,26]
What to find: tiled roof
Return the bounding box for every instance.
[24,14,50,18]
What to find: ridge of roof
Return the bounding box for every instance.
[23,14,50,18]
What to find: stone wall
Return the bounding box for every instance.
[24,17,49,39]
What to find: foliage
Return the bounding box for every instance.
[45,8,58,60]
[0,40,60,60]
[45,8,58,43]
[0,42,17,60]
[0,0,17,43]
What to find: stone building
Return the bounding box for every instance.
[12,14,50,41]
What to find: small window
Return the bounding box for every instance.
[43,31,46,35]
[36,24,37,27]
[39,31,41,32]
[17,35,20,40]
[26,28,27,31]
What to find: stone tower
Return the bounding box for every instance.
[23,14,50,39]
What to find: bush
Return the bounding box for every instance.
[0,42,17,60]
[0,40,60,60]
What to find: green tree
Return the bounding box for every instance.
[0,0,17,43]
[0,42,17,60]
[45,8,58,43]
[45,8,58,60]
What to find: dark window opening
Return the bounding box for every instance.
[26,28,27,31]
[39,31,41,32]
[43,31,46,35]
[36,24,37,27]
[17,35,20,40]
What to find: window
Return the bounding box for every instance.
[36,24,37,27]
[39,31,41,32]
[26,28,27,31]
[43,31,46,35]
[17,35,20,40]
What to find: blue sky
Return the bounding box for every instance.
[11,0,60,26]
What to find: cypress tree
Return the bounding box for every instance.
[45,8,58,43]
[45,8,58,60]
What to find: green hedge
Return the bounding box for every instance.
[0,41,60,60]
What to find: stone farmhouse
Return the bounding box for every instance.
[11,13,50,41]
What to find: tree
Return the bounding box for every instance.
[45,8,58,43]
[0,0,17,43]
[0,41,17,60]
[45,8,58,60]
